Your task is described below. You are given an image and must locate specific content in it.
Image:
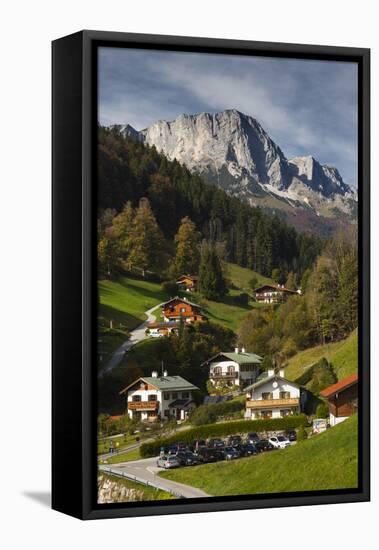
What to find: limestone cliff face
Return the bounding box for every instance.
[114,109,357,225]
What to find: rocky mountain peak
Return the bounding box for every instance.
[113,109,357,232]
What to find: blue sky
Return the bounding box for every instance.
[99,47,358,186]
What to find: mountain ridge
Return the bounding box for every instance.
[112,109,357,234]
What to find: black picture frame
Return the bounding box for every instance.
[52,30,370,520]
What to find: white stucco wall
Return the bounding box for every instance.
[127,386,193,420]
[209,360,259,386]
[249,378,300,400]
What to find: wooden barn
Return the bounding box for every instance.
[320,373,358,426]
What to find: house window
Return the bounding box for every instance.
[164,409,170,417]
[163,392,170,400]
[147,411,156,417]
[180,307,186,313]
[171,392,178,399]
[132,395,141,402]
[262,392,273,400]
[214,367,222,375]
[227,366,235,374]
[148,395,157,401]
[280,409,291,417]
[182,392,190,399]
[280,391,290,399]
[261,410,272,419]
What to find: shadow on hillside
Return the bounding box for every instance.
[98,303,142,330]
[120,278,168,303]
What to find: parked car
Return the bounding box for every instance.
[286,430,297,442]
[190,439,207,451]
[222,446,240,460]
[207,438,225,448]
[269,436,291,449]
[238,443,259,457]
[227,435,242,447]
[195,447,220,463]
[255,439,275,452]
[175,451,200,466]
[168,442,187,454]
[156,455,180,469]
[246,432,260,444]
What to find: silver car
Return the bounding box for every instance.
[156,455,180,469]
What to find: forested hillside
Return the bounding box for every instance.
[98,126,321,280]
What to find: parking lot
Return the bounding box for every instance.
[156,430,297,469]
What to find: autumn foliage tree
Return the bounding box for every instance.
[172,216,200,277]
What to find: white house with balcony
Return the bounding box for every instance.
[244,369,301,419]
[203,348,262,389]
[119,371,198,422]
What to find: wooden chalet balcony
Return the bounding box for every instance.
[210,372,238,380]
[128,401,158,410]
[255,293,281,302]
[246,398,299,409]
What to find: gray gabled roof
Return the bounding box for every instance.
[244,374,300,393]
[202,351,262,366]
[120,375,199,395]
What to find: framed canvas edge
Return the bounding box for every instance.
[53,30,370,520]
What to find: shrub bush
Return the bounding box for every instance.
[189,399,245,425]
[296,426,307,441]
[296,357,337,395]
[140,415,308,457]
[315,402,330,418]
[234,292,249,306]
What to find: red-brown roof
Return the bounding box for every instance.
[320,373,358,398]
[176,274,198,282]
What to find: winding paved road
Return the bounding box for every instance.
[99,302,164,377]
[99,457,209,499]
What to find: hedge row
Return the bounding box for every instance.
[140,415,307,457]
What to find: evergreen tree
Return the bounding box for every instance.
[271,268,281,283]
[285,271,297,290]
[199,243,227,300]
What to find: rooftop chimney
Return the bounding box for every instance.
[268,369,274,377]
[241,347,246,353]
[151,371,158,378]
[163,370,168,377]
[235,347,239,354]
[279,368,285,378]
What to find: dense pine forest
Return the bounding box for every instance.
[97,126,322,280]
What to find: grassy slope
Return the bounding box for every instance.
[201,294,265,332]
[99,472,175,500]
[226,262,273,292]
[285,330,358,383]
[184,263,273,332]
[98,276,169,369]
[99,276,169,330]
[160,415,358,495]
[100,447,142,464]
